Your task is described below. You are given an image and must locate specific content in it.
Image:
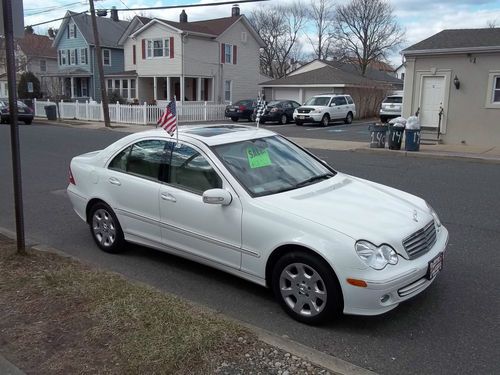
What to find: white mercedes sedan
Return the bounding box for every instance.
[67,125,448,324]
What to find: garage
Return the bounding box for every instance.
[273,88,301,102]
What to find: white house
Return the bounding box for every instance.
[114,5,265,104]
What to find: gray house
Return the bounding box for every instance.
[115,5,266,104]
[402,28,500,146]
[50,10,129,101]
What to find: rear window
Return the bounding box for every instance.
[383,96,403,104]
[234,100,254,107]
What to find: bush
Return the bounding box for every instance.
[18,72,41,99]
[107,90,126,104]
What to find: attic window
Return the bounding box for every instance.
[69,23,76,38]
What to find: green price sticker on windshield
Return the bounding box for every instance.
[247,147,272,169]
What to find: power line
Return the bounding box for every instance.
[28,11,88,28]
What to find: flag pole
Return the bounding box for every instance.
[175,96,179,145]
[256,92,260,129]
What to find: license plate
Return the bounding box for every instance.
[427,253,443,280]
[229,108,236,112]
[298,115,304,119]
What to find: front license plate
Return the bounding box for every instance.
[298,115,304,119]
[427,253,443,280]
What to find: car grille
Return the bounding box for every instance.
[298,108,312,114]
[403,220,437,259]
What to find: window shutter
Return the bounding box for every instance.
[85,48,88,64]
[221,43,225,63]
[73,24,77,38]
[75,49,78,64]
[233,45,237,65]
[67,25,70,38]
[133,45,136,64]
[142,39,146,59]
[170,37,174,58]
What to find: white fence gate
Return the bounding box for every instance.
[33,99,227,125]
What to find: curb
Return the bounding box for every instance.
[0,227,376,375]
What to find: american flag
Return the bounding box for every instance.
[157,99,177,136]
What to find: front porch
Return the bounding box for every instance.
[62,76,91,100]
[139,76,214,103]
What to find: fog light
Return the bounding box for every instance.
[347,278,367,287]
[380,294,390,303]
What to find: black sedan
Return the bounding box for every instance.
[0,100,34,124]
[225,99,257,122]
[258,100,301,124]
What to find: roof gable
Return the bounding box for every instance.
[404,28,500,54]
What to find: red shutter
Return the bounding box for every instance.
[170,37,174,58]
[133,45,136,64]
[142,39,146,59]
[233,45,237,65]
[221,43,225,63]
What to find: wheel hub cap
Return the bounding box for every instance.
[92,208,116,247]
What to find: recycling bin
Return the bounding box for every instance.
[369,124,388,148]
[388,125,405,150]
[405,129,421,151]
[44,105,57,121]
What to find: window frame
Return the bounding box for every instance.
[102,49,111,66]
[485,71,500,108]
[39,59,46,72]
[224,80,232,103]
[69,23,76,39]
[80,48,88,65]
[224,44,233,64]
[69,49,76,65]
[146,39,170,59]
[493,76,500,103]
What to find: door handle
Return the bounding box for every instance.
[161,192,176,203]
[109,177,121,186]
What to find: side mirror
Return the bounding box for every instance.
[202,189,232,206]
[330,103,336,107]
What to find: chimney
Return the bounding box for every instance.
[110,6,119,22]
[180,9,188,23]
[48,28,55,39]
[232,5,240,17]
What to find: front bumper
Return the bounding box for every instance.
[342,226,449,316]
[293,113,323,122]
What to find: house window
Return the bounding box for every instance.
[107,79,113,95]
[493,76,500,103]
[224,80,232,102]
[40,59,46,72]
[59,50,67,65]
[103,49,111,66]
[401,72,405,80]
[122,79,128,98]
[146,39,169,58]
[69,23,76,38]
[130,79,136,99]
[114,80,120,96]
[80,48,88,65]
[224,44,232,64]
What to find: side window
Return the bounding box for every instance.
[109,146,132,171]
[346,96,354,104]
[283,102,292,109]
[169,144,222,194]
[335,97,347,106]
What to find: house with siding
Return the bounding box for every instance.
[50,9,129,101]
[114,5,265,104]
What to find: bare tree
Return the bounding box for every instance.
[334,0,404,75]
[486,19,498,28]
[306,0,337,60]
[249,2,307,79]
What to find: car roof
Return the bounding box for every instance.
[129,125,277,147]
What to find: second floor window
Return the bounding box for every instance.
[103,49,111,66]
[59,50,67,65]
[70,50,76,65]
[40,59,46,72]
[80,48,88,65]
[147,39,169,58]
[224,44,232,64]
[493,76,500,103]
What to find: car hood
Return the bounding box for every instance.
[257,173,431,246]
[296,106,326,110]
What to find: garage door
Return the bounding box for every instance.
[273,88,300,102]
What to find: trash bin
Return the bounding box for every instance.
[405,129,421,151]
[388,124,405,150]
[369,124,388,148]
[44,105,57,121]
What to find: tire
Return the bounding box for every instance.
[279,114,287,125]
[295,120,303,126]
[272,251,343,324]
[344,112,353,124]
[88,202,125,253]
[320,114,330,127]
[231,117,239,122]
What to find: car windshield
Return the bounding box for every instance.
[384,96,403,104]
[212,136,336,197]
[0,100,26,108]
[304,97,331,106]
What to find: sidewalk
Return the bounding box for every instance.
[34,118,500,163]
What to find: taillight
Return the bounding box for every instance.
[69,167,76,185]
[239,105,246,111]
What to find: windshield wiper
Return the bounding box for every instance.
[295,173,334,188]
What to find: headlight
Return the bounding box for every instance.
[355,241,398,270]
[312,109,322,113]
[426,202,442,231]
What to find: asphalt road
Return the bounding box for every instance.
[1,123,498,375]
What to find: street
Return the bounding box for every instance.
[0,122,499,375]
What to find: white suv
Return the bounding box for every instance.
[293,94,356,126]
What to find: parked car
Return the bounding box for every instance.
[68,125,448,324]
[225,99,257,122]
[0,99,34,124]
[258,100,301,124]
[294,94,356,126]
[380,95,403,123]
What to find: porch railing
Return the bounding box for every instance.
[33,99,228,125]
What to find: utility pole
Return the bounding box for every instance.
[2,0,25,254]
[88,0,111,127]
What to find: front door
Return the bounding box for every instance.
[420,76,445,128]
[159,142,242,269]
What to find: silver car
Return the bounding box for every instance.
[379,95,403,123]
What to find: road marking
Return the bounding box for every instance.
[305,127,329,131]
[262,124,290,128]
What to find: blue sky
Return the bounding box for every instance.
[24,0,500,66]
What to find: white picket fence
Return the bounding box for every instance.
[33,99,227,125]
